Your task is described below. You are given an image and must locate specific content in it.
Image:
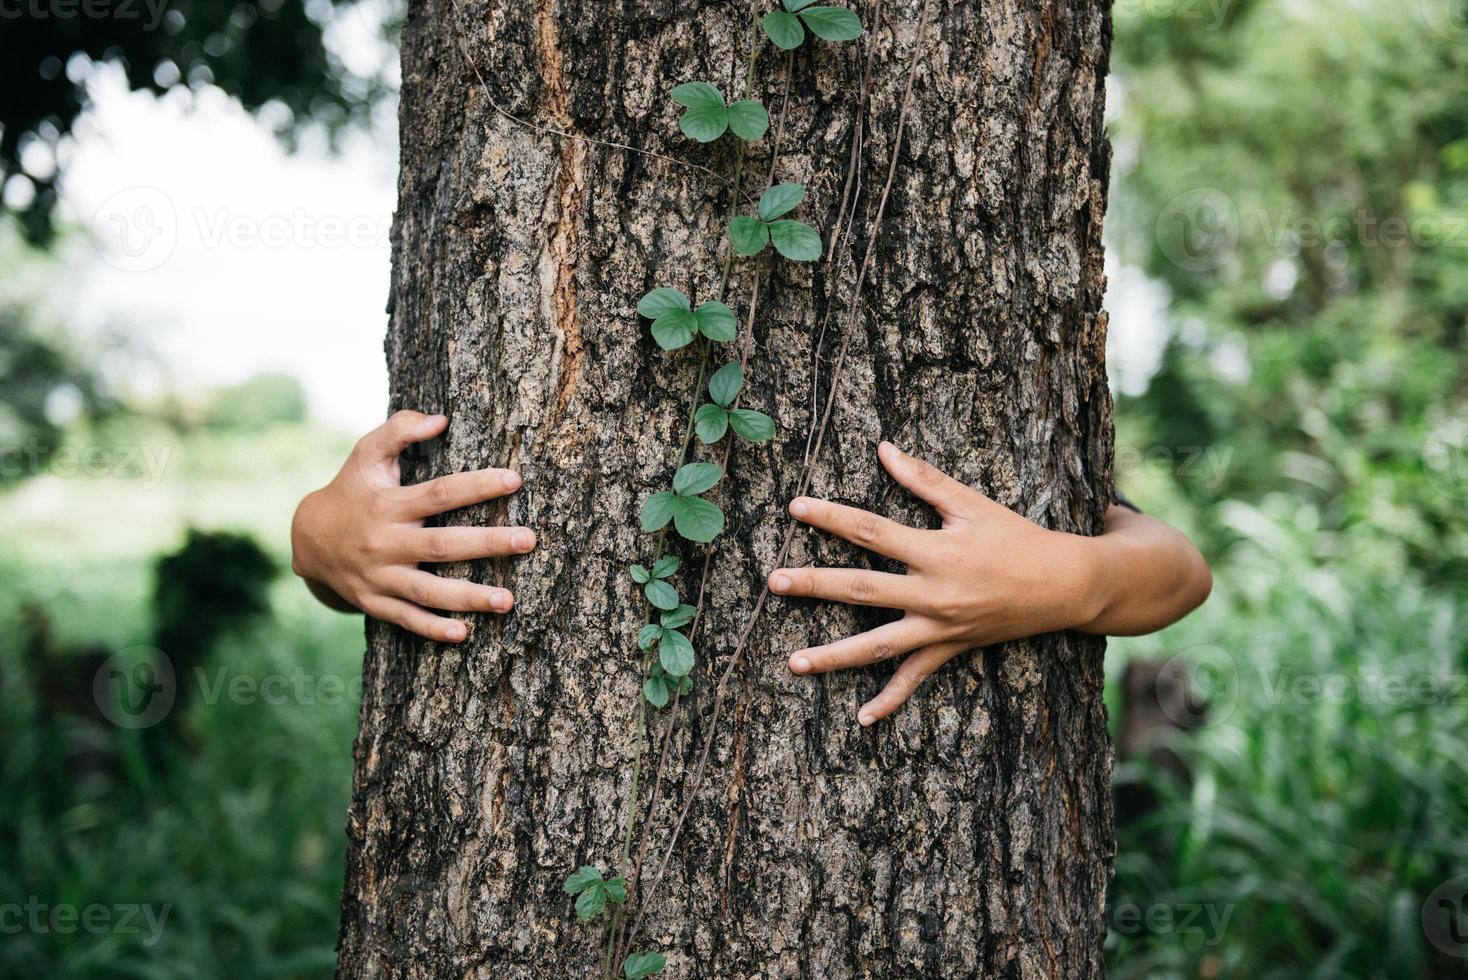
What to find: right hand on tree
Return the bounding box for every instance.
[290,410,536,642]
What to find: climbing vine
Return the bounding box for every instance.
[554,3,865,977]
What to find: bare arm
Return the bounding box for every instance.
[1072,504,1211,637]
[767,442,1212,724]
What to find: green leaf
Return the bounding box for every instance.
[650,554,680,579]
[729,408,776,442]
[563,866,602,895]
[603,877,627,904]
[672,462,723,496]
[671,495,725,542]
[641,491,677,531]
[729,216,770,256]
[727,100,770,140]
[659,628,695,676]
[650,308,697,350]
[694,300,737,342]
[575,884,607,921]
[624,951,667,979]
[679,104,729,143]
[644,579,679,610]
[628,564,650,583]
[758,182,805,221]
[672,674,693,695]
[660,604,696,629]
[637,623,663,651]
[784,0,820,10]
[798,6,862,41]
[768,219,822,261]
[708,361,744,407]
[762,9,805,49]
[643,673,669,708]
[636,287,689,319]
[670,81,724,110]
[695,403,729,443]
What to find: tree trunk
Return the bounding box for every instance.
[336,0,1116,977]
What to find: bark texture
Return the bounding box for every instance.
[337,0,1117,977]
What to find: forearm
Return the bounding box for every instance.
[1071,505,1211,636]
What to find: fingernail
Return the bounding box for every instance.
[858,710,876,726]
[492,591,512,612]
[512,530,533,551]
[791,656,811,673]
[504,471,523,491]
[446,622,467,641]
[772,573,792,593]
[426,414,447,428]
[789,499,808,519]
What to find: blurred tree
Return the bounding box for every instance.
[151,527,274,739]
[0,0,396,242]
[203,371,307,430]
[0,303,110,483]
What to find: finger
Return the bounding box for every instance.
[357,411,447,466]
[858,641,969,726]
[399,467,524,519]
[382,569,515,614]
[768,566,929,612]
[877,441,982,523]
[363,595,469,643]
[397,526,537,563]
[787,617,935,675]
[788,496,923,564]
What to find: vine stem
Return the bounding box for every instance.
[614,49,794,968]
[617,0,936,958]
[606,6,772,976]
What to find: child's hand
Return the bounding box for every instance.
[768,442,1107,726]
[290,411,536,642]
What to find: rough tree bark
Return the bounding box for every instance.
[336,0,1116,977]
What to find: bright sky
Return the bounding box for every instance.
[39,35,1163,437]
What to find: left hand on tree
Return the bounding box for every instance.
[768,441,1105,726]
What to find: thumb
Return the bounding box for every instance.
[356,411,447,469]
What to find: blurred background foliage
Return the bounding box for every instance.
[0,0,1465,977]
[0,0,397,242]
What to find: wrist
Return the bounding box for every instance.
[1050,529,1113,632]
